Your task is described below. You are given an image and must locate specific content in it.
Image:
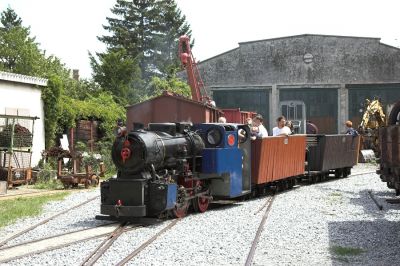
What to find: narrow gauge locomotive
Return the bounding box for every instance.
[98,122,359,220]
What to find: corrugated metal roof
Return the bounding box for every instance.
[0,71,47,86]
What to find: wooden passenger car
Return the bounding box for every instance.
[251,136,306,189]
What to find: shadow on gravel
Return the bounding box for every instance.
[349,189,400,216]
[328,219,400,265]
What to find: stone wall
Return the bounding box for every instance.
[198,34,400,88]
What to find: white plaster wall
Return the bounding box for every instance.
[0,81,45,167]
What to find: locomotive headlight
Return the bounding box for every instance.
[227,134,235,146]
[206,128,222,146]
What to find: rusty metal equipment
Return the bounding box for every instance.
[178,35,255,122]
[57,152,105,189]
[358,98,386,156]
[378,99,400,195]
[0,115,38,188]
[178,35,213,105]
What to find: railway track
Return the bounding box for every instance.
[78,219,179,266]
[0,195,99,248]
[245,195,275,266]
[115,219,180,266]
[0,222,122,264]
[80,222,131,266]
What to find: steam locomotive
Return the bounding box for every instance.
[98,122,359,220]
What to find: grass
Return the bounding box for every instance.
[331,245,365,256]
[0,192,69,228]
[33,179,64,190]
[330,192,342,197]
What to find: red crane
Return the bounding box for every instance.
[178,35,213,105]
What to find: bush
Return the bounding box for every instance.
[34,162,61,190]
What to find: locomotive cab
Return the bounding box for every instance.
[193,123,252,198]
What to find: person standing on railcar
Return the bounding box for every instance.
[272,116,291,136]
[251,114,268,139]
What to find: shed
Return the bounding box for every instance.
[126,92,223,131]
[0,71,47,167]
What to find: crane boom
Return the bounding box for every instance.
[178,35,212,104]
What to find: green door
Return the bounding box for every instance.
[280,88,338,134]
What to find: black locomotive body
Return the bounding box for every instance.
[100,122,205,218]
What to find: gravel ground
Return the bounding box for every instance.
[253,163,400,266]
[2,163,400,266]
[0,189,106,247]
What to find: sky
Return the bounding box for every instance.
[0,0,399,79]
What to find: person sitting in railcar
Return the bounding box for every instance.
[344,120,359,136]
[250,114,268,139]
[272,116,291,136]
[285,120,295,135]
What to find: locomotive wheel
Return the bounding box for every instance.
[192,195,210,213]
[171,201,189,218]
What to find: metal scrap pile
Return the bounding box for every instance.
[0,124,33,147]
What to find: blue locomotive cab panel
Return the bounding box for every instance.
[194,123,246,198]
[202,148,243,198]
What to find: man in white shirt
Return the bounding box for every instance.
[272,116,291,136]
[251,115,268,139]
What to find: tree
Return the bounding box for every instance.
[0,7,22,29]
[0,8,44,75]
[94,0,192,102]
[89,48,141,104]
[153,0,192,77]
[147,76,191,99]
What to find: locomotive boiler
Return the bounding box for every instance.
[100,122,205,218]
